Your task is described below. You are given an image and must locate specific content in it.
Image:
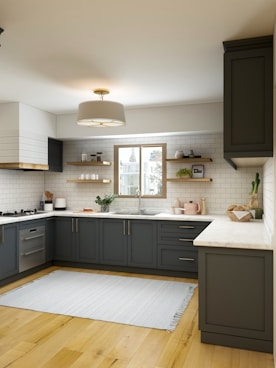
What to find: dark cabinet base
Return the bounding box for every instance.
[201,331,272,354]
[198,247,273,353]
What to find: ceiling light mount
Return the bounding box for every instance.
[77,88,126,128]
[93,88,110,100]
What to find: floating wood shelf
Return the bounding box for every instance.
[166,158,212,163]
[67,179,112,183]
[67,161,111,166]
[166,178,213,182]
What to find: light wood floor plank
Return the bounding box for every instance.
[0,266,273,368]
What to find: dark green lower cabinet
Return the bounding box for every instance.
[100,219,157,268]
[100,219,127,265]
[0,223,18,280]
[54,217,99,263]
[198,247,273,353]
[127,220,157,268]
[46,217,55,262]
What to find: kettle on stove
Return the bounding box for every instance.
[183,201,201,215]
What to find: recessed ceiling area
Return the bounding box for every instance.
[0,0,275,115]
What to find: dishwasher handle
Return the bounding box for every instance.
[22,247,45,256]
[23,233,45,241]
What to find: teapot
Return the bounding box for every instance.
[183,201,201,215]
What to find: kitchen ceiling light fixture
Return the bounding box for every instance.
[77,89,126,127]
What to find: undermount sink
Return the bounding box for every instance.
[112,210,160,216]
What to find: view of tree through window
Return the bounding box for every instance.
[114,144,166,198]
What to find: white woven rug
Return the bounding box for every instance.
[0,270,197,331]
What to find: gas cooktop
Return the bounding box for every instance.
[0,209,44,217]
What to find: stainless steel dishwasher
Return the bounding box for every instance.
[19,220,46,272]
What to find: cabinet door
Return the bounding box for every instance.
[0,223,18,279]
[54,217,75,261]
[45,217,55,262]
[223,36,273,160]
[128,220,157,268]
[198,247,273,353]
[76,218,99,263]
[100,219,127,265]
[48,137,63,172]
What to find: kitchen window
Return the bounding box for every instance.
[114,144,166,198]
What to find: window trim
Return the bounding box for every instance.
[114,143,167,198]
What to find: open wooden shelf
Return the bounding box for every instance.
[167,178,212,182]
[67,161,111,166]
[67,179,111,183]
[166,158,212,163]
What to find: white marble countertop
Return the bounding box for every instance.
[193,216,273,251]
[0,210,272,251]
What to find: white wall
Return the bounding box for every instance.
[57,102,223,139]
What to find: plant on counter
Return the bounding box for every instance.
[176,168,192,178]
[95,194,117,212]
[249,172,261,210]
[250,172,260,195]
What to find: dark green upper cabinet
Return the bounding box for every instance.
[48,137,63,172]
[223,36,273,169]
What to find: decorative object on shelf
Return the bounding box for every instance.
[176,168,192,178]
[77,89,126,127]
[188,149,195,158]
[249,172,260,209]
[192,165,204,178]
[174,150,184,159]
[200,197,207,215]
[95,193,117,212]
[96,152,102,161]
[81,153,88,162]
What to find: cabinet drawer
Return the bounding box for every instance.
[158,246,198,272]
[158,221,210,245]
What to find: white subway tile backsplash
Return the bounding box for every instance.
[44,133,264,214]
[0,132,270,216]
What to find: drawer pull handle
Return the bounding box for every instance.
[24,234,45,241]
[178,238,193,242]
[178,226,195,229]
[23,248,45,256]
[178,257,195,262]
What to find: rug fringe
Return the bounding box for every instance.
[167,284,197,332]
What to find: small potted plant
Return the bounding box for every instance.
[176,168,192,178]
[95,194,117,212]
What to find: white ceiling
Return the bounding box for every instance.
[0,0,275,115]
